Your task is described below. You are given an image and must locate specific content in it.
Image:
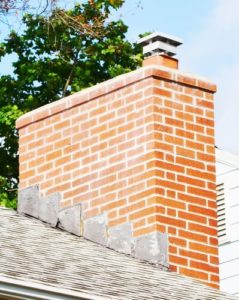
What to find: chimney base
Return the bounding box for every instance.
[143,54,178,69]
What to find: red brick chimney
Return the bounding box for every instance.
[16,32,218,288]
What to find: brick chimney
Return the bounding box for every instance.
[16,32,218,288]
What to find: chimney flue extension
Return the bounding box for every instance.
[138,32,183,57]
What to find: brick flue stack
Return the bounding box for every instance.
[17,34,218,288]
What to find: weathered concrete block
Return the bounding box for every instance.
[83,213,107,246]
[108,223,132,255]
[134,232,168,267]
[38,193,60,227]
[18,186,40,218]
[58,205,82,236]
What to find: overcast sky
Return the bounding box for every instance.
[1,0,239,154]
[118,0,239,155]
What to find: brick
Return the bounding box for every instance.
[169,236,187,247]
[154,87,172,98]
[178,193,206,206]
[54,138,71,149]
[175,111,194,122]
[196,134,214,144]
[21,170,35,180]
[209,237,218,246]
[184,87,203,97]
[210,256,219,265]
[165,117,184,128]
[177,75,196,86]
[21,133,35,145]
[152,197,185,210]
[36,126,53,138]
[46,150,62,162]
[178,211,207,224]
[197,80,216,92]
[100,179,126,195]
[176,147,195,159]
[164,99,183,110]
[176,128,194,140]
[155,179,185,192]
[169,255,188,266]
[64,184,89,198]
[108,216,127,228]
[190,261,219,274]
[129,206,156,221]
[47,182,71,195]
[101,199,126,212]
[179,249,208,262]
[185,105,203,115]
[176,157,204,170]
[133,224,157,238]
[196,99,214,109]
[188,205,216,218]
[187,186,215,199]
[189,223,217,236]
[29,157,45,169]
[91,175,116,189]
[63,161,80,172]
[46,133,62,143]
[180,267,208,281]
[197,152,215,163]
[156,215,186,229]
[164,135,184,146]
[179,230,208,243]
[90,193,116,208]
[187,169,215,182]
[177,175,205,188]
[54,120,70,131]
[186,123,204,133]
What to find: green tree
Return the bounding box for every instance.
[0,0,142,208]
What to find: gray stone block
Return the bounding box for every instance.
[134,231,168,267]
[83,213,107,246]
[108,223,132,255]
[58,205,82,236]
[38,193,60,227]
[18,186,60,228]
[18,186,40,218]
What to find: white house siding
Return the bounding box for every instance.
[216,149,239,297]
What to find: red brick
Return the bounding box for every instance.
[189,222,217,236]
[169,236,187,247]
[176,128,194,139]
[169,255,188,266]
[180,267,208,281]
[188,205,216,218]
[165,117,184,128]
[156,215,186,229]
[179,230,208,243]
[190,261,219,274]
[176,93,193,104]
[178,211,207,224]
[180,249,208,262]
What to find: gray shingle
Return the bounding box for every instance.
[0,207,237,300]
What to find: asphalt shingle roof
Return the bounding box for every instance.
[0,207,237,300]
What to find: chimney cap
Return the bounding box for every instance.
[138,32,183,57]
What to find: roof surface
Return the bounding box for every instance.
[0,207,237,300]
